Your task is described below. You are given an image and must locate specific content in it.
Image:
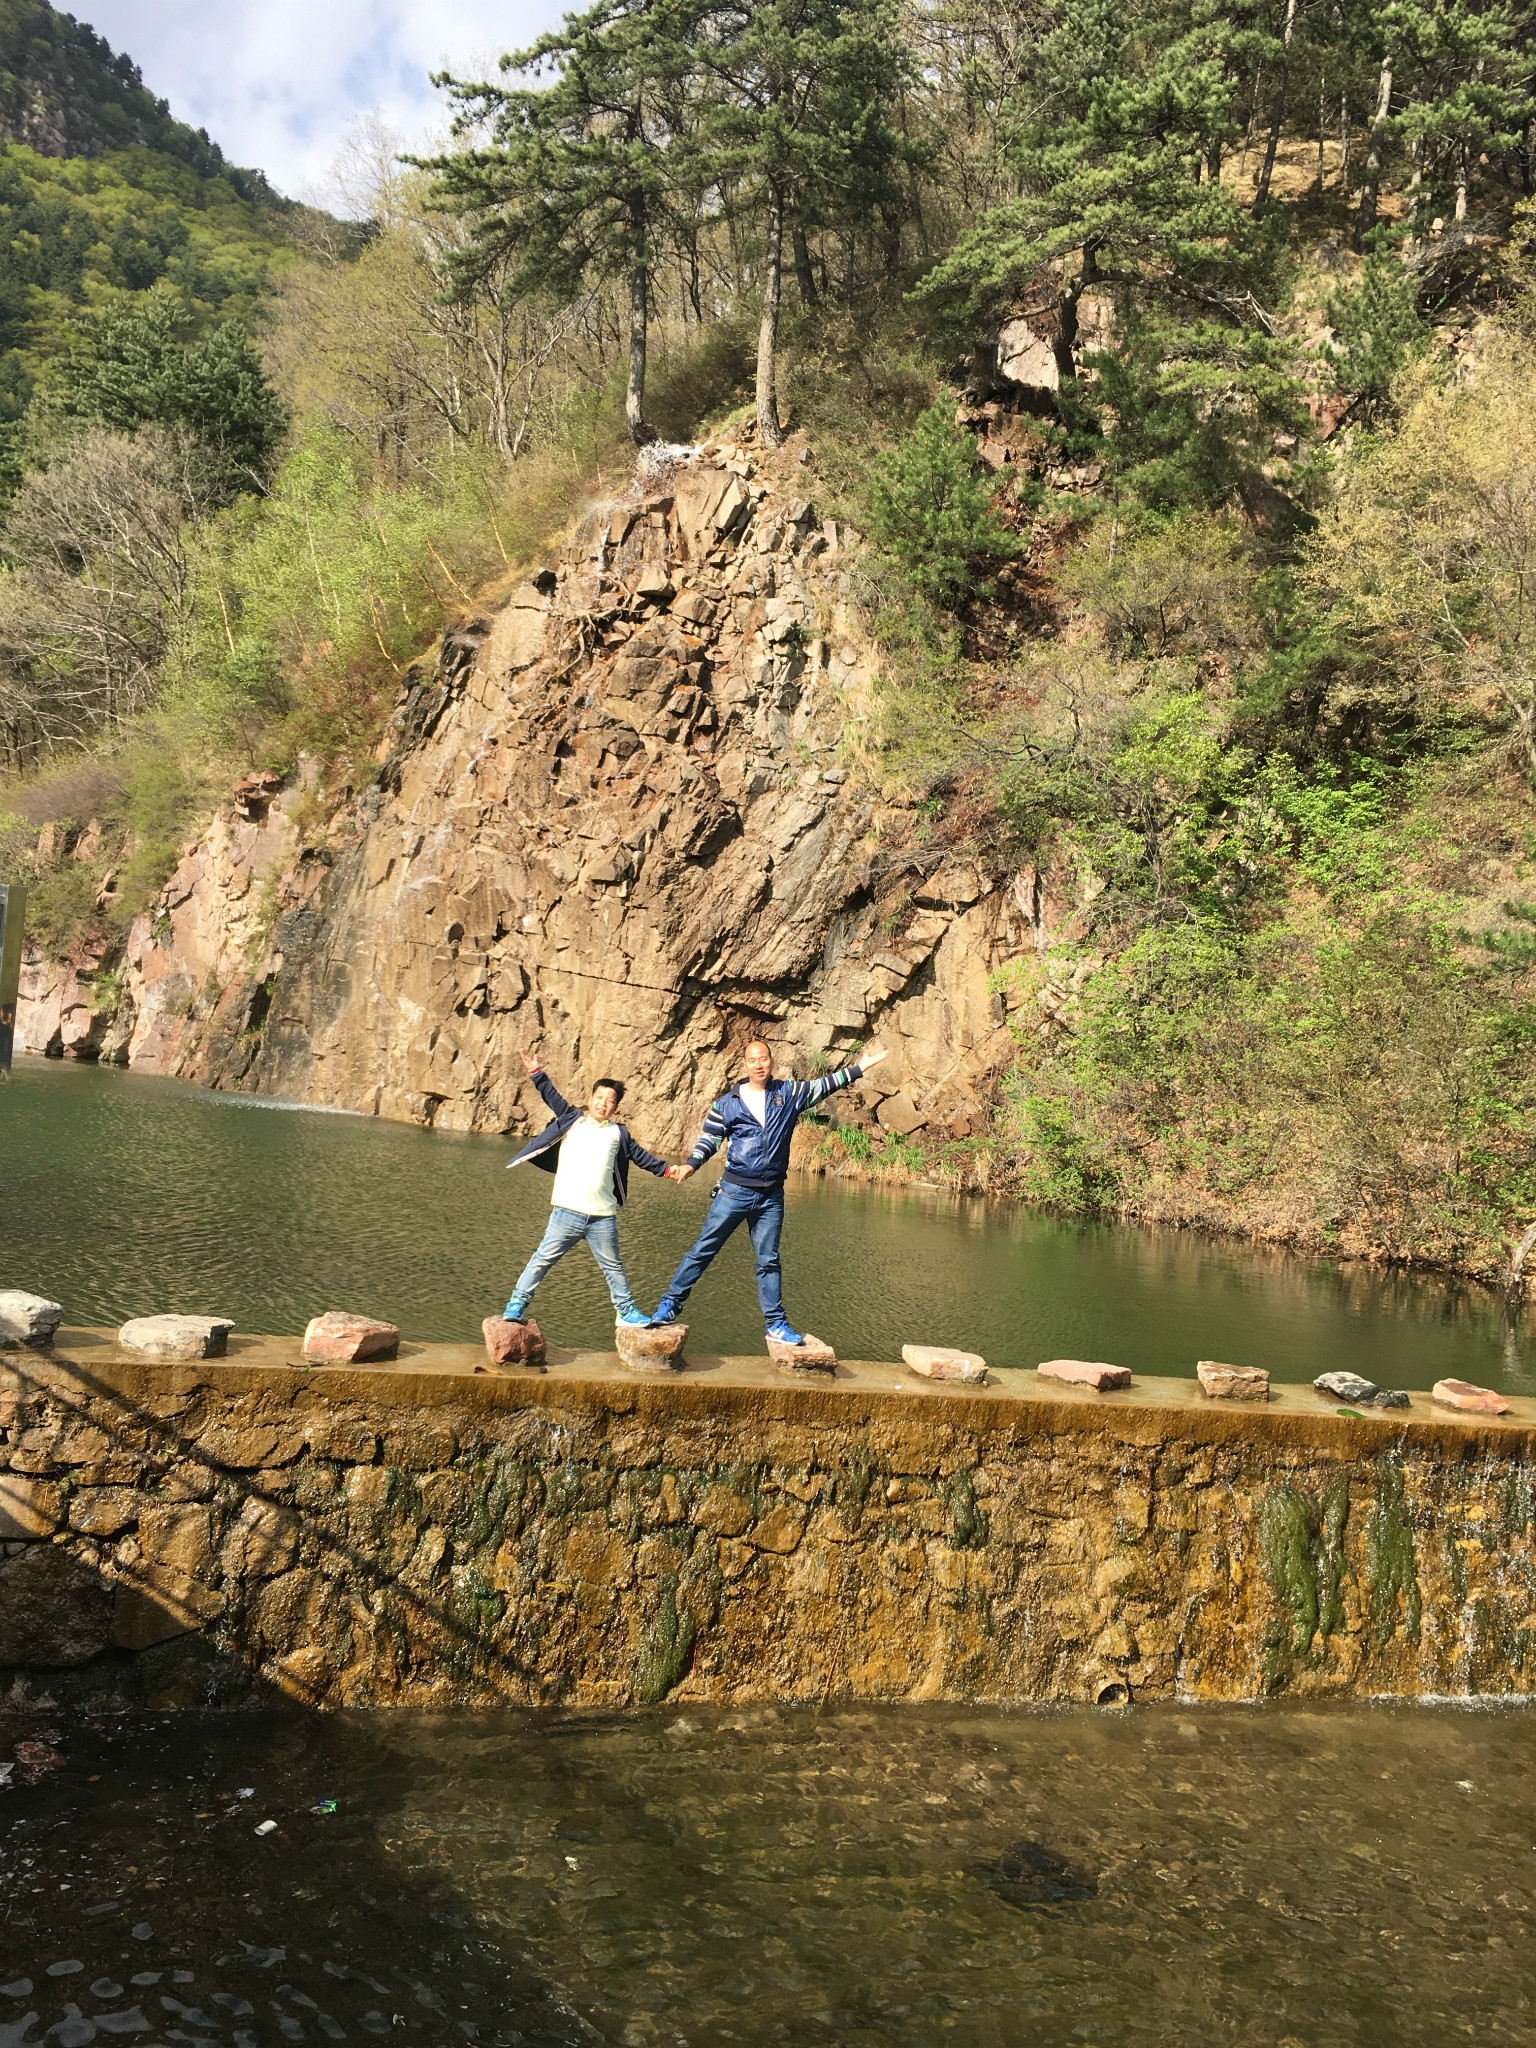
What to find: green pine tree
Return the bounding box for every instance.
[424,0,702,446]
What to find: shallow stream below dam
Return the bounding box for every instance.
[3,1055,1533,1391]
[2,1698,1534,2046]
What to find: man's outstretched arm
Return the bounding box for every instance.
[681,1099,731,1174]
[519,1046,574,1118]
[799,1045,888,1110]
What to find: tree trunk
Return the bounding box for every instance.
[756,176,786,448]
[1341,91,1351,193]
[625,199,655,447]
[1355,53,1393,249]
[792,219,819,307]
[1253,0,1299,212]
[1053,239,1099,384]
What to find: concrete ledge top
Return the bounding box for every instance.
[4,1328,1535,1454]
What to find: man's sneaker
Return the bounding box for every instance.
[651,1296,682,1326]
[766,1319,806,1346]
[616,1306,651,1328]
[503,1297,529,1322]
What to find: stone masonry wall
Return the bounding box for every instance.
[4,1337,1536,1713]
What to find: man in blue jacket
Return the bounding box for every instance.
[504,1048,684,1328]
[650,1036,887,1343]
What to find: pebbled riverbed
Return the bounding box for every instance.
[2,1699,1534,2047]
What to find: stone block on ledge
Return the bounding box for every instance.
[768,1332,836,1376]
[119,1314,234,1361]
[1197,1358,1269,1402]
[1038,1358,1131,1391]
[1314,1371,1410,1410]
[303,1311,401,1364]
[481,1314,547,1370]
[0,1289,64,1348]
[616,1321,688,1373]
[1432,1377,1510,1416]
[903,1344,988,1384]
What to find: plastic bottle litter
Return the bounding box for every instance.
[309,1800,337,1815]
[254,1820,278,1836]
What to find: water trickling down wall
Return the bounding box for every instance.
[3,1333,1535,1711]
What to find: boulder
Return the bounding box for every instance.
[482,1314,547,1370]
[1314,1371,1410,1410]
[767,1332,836,1376]
[875,1091,926,1136]
[1432,1377,1510,1416]
[118,1314,234,1360]
[903,1344,988,1385]
[303,1310,401,1364]
[616,1321,689,1373]
[1038,1358,1131,1391]
[0,1289,64,1348]
[1197,1358,1270,1402]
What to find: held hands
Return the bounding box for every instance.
[860,1045,889,1071]
[666,1163,696,1181]
[517,1047,542,1076]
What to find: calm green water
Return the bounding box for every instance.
[3,1698,1534,2046]
[2,1053,1533,1391]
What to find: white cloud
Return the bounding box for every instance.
[76,1,566,199]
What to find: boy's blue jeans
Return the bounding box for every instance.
[508,1206,635,1316]
[661,1181,785,1325]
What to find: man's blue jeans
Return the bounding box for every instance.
[662,1181,785,1325]
[509,1206,635,1316]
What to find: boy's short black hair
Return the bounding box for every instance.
[591,1076,626,1105]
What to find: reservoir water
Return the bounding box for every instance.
[3,1698,1534,2046]
[2,1054,1532,1391]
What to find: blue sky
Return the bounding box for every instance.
[78,2,568,199]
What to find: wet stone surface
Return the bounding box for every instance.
[3,1701,1535,2045]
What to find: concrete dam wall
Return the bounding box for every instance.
[4,1331,1536,1711]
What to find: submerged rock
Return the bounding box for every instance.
[903,1344,988,1384]
[118,1314,234,1360]
[0,1289,63,1348]
[768,1332,836,1375]
[616,1321,688,1373]
[1432,1377,1510,1415]
[1197,1358,1269,1402]
[1038,1358,1131,1391]
[303,1311,401,1363]
[481,1313,547,1370]
[973,1839,1097,1910]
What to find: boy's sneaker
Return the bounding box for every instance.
[651,1295,682,1326]
[766,1319,806,1346]
[616,1306,651,1328]
[503,1297,529,1322]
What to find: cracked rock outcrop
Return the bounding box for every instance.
[19,440,1049,1149]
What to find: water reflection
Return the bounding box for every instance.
[2,1055,1532,1390]
[4,1700,1535,2045]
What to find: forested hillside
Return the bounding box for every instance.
[3,0,1534,1284]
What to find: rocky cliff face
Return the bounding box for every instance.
[19,437,1046,1154]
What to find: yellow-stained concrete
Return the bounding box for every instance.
[4,1329,1535,1713]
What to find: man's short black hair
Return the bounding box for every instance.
[592,1076,626,1105]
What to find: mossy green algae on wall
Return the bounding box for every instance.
[4,1333,1536,1710]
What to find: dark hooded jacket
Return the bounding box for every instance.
[507,1069,669,1208]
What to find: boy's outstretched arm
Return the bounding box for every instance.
[519,1045,574,1118]
[622,1133,676,1180]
